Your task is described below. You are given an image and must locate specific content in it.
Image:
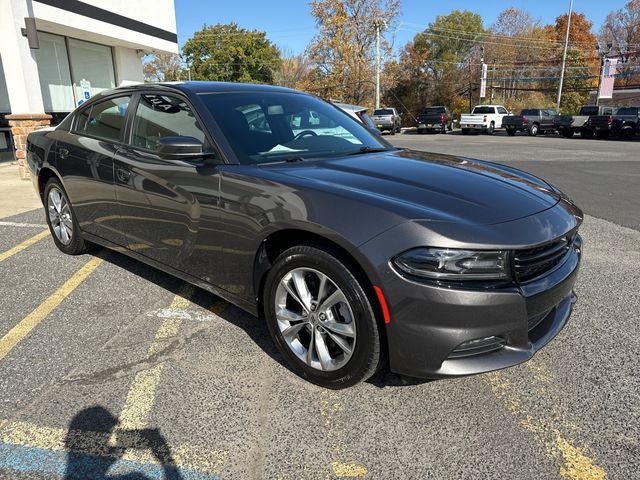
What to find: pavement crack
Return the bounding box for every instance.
[59,325,210,386]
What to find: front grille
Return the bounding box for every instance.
[514,234,574,283]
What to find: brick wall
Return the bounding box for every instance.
[6,113,52,180]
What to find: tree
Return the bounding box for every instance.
[143,53,184,82]
[182,23,282,84]
[274,49,313,89]
[546,12,598,112]
[303,0,400,105]
[600,0,640,87]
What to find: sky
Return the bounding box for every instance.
[174,0,630,56]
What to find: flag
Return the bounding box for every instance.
[479,64,487,98]
[598,58,618,99]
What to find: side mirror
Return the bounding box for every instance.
[156,136,212,161]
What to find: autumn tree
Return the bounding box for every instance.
[600,0,640,87]
[274,49,313,89]
[143,53,184,82]
[303,0,400,105]
[546,12,598,112]
[182,23,282,84]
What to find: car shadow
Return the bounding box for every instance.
[92,248,431,389]
[64,405,183,479]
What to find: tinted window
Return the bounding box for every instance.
[472,107,495,114]
[84,96,130,141]
[521,109,538,116]
[131,94,206,150]
[74,107,91,132]
[616,107,638,115]
[373,109,394,115]
[497,107,508,114]
[200,91,388,165]
[579,106,599,115]
[422,107,446,115]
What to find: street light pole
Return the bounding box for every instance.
[556,0,574,111]
[375,20,381,109]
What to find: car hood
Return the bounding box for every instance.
[267,149,562,225]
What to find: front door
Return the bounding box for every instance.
[113,92,224,283]
[55,95,131,246]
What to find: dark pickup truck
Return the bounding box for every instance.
[503,108,559,136]
[555,105,615,138]
[589,106,640,139]
[416,106,453,134]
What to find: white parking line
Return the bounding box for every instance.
[0,221,48,228]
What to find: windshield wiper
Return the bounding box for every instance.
[346,147,392,155]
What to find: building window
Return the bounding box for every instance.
[35,32,75,112]
[32,32,116,122]
[67,38,116,102]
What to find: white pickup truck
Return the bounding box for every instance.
[460,105,512,135]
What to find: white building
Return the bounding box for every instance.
[0,0,178,174]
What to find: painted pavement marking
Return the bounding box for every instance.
[0,256,103,361]
[484,364,606,480]
[0,229,49,263]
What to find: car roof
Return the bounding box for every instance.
[90,81,301,101]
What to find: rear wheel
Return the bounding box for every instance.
[44,178,90,255]
[580,129,594,139]
[506,128,517,137]
[528,123,539,136]
[264,245,381,389]
[620,127,634,140]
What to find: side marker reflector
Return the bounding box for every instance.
[373,285,391,324]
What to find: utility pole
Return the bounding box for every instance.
[556,0,574,111]
[375,20,382,109]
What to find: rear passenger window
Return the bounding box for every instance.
[84,96,131,142]
[497,107,508,114]
[75,107,91,133]
[131,94,206,150]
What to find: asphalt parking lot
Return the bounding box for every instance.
[1,134,639,479]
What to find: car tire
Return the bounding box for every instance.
[620,127,634,140]
[528,124,539,136]
[263,245,381,389]
[461,129,470,135]
[487,122,495,135]
[581,129,594,139]
[44,178,91,255]
[561,129,574,138]
[506,128,516,136]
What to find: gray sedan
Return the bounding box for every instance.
[27,82,582,389]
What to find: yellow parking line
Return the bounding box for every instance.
[0,229,50,263]
[117,284,217,432]
[0,256,103,362]
[485,370,606,480]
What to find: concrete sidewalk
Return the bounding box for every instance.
[0,162,42,219]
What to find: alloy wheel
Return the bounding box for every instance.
[274,267,356,371]
[48,187,73,245]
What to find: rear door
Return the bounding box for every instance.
[54,95,132,246]
[113,92,224,281]
[496,106,509,127]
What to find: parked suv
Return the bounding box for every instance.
[503,109,559,136]
[371,108,402,134]
[416,106,453,134]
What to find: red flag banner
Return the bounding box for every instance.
[598,58,618,99]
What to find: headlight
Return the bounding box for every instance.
[392,248,508,280]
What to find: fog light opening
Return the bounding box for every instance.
[448,336,505,359]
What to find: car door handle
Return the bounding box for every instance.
[58,148,69,159]
[116,168,131,183]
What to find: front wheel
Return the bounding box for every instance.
[528,124,539,136]
[44,178,91,255]
[264,245,381,389]
[506,128,517,136]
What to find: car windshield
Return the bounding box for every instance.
[373,109,394,115]
[472,107,495,114]
[422,108,445,115]
[200,91,390,164]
